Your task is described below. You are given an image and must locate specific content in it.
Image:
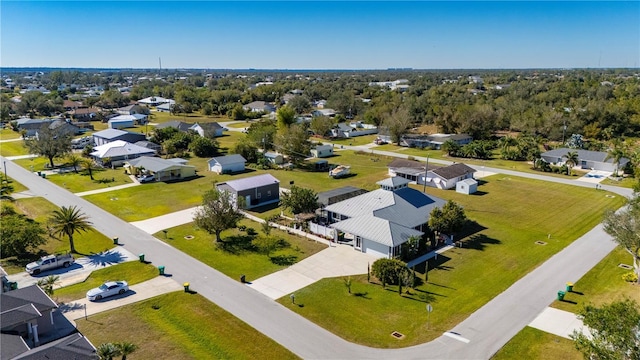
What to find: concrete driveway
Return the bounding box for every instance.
[248,244,377,299]
[6,247,139,289]
[60,276,183,321]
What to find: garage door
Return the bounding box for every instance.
[363,240,389,259]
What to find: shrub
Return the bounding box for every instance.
[238,225,247,231]
[622,271,638,283]
[246,227,257,236]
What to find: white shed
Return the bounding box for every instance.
[208,154,246,174]
[456,178,478,195]
[311,144,334,158]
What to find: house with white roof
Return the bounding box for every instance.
[541,148,630,173]
[137,96,174,106]
[90,140,156,167]
[322,177,446,259]
[243,101,276,113]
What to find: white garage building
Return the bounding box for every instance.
[323,177,445,259]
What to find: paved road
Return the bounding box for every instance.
[1,154,633,359]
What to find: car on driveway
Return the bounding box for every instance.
[137,174,155,183]
[87,281,129,301]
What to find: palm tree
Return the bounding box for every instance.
[115,342,138,360]
[36,275,60,296]
[65,153,83,173]
[565,151,579,175]
[81,158,97,180]
[1,184,15,201]
[605,141,626,177]
[96,343,120,360]
[48,205,93,253]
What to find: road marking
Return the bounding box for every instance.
[443,331,470,343]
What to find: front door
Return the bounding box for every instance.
[355,236,362,251]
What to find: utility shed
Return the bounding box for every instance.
[456,178,478,194]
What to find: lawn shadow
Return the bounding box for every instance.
[185,289,198,295]
[471,190,488,196]
[218,235,256,254]
[455,221,488,241]
[560,299,578,304]
[461,233,501,252]
[353,291,371,299]
[568,291,584,295]
[270,254,297,266]
[246,202,280,214]
[58,301,86,313]
[81,249,127,267]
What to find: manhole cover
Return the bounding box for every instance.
[619,264,633,270]
[535,241,547,245]
[605,195,615,198]
[184,235,194,240]
[391,331,405,339]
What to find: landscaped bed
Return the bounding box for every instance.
[276,175,625,348]
[76,292,299,360]
[154,218,327,281]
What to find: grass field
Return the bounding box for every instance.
[550,246,640,311]
[491,326,581,360]
[0,196,115,274]
[327,134,378,147]
[2,176,28,193]
[154,218,327,280]
[45,167,134,193]
[1,128,22,140]
[0,139,29,157]
[276,175,625,348]
[76,292,299,359]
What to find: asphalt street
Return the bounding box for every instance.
[1,154,633,359]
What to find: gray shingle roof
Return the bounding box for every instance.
[13,333,97,360]
[542,148,630,166]
[1,285,58,314]
[431,163,476,180]
[217,174,279,192]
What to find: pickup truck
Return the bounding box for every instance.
[25,254,74,275]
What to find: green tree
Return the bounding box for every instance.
[287,95,311,114]
[189,136,219,157]
[605,141,627,177]
[24,124,72,168]
[381,107,413,145]
[602,196,640,284]
[48,205,93,253]
[309,115,334,138]
[276,105,296,130]
[441,139,461,157]
[279,185,318,214]
[81,158,97,181]
[274,124,311,163]
[428,200,467,237]
[0,211,47,257]
[371,258,406,288]
[36,275,60,296]
[1,184,15,201]
[571,299,640,360]
[565,151,579,175]
[246,119,277,151]
[96,343,120,360]
[343,276,352,294]
[193,188,244,243]
[232,139,259,163]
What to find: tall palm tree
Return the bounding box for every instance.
[115,342,138,360]
[48,205,93,253]
[1,184,15,202]
[65,153,83,173]
[36,275,60,296]
[604,141,626,177]
[96,343,120,360]
[81,158,97,180]
[565,151,579,175]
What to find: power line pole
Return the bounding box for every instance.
[422,155,429,193]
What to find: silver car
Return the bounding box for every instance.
[86,281,129,301]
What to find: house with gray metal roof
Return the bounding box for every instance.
[92,128,146,146]
[541,148,629,173]
[322,177,446,259]
[216,174,280,209]
[208,154,246,174]
[124,156,196,181]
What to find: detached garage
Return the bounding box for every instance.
[208,154,246,174]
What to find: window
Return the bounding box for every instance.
[267,190,271,197]
[257,192,262,199]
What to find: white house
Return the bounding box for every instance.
[208,154,247,174]
[423,163,476,190]
[321,177,446,259]
[263,152,284,165]
[243,101,276,113]
[310,144,334,158]
[137,96,174,107]
[90,140,156,167]
[124,156,196,181]
[540,148,630,173]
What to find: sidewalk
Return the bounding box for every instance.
[130,207,200,234]
[74,175,139,196]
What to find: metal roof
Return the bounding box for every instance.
[126,156,194,172]
[91,140,156,158]
[208,154,246,166]
[92,128,128,139]
[377,176,411,187]
[217,173,279,192]
[331,214,423,247]
[542,148,630,166]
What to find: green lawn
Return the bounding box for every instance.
[1,128,22,140]
[327,134,378,146]
[45,167,134,193]
[2,176,28,193]
[76,292,299,360]
[84,150,392,221]
[0,197,115,274]
[0,140,29,157]
[154,218,327,281]
[491,326,581,360]
[54,261,159,303]
[600,176,637,188]
[12,156,50,172]
[550,246,640,311]
[276,175,625,348]
[225,121,250,128]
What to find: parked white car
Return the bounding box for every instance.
[86,281,129,301]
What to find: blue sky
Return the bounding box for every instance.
[1,1,638,69]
